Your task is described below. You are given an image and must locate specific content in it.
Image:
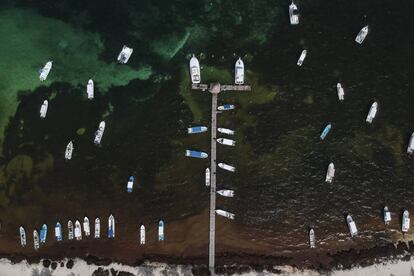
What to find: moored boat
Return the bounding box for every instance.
[127,176,134,193]
[217,104,235,111]
[39,100,48,119]
[74,220,82,240]
[158,220,164,241]
[188,126,207,134]
[55,222,62,242]
[217,189,234,197]
[185,150,208,159]
[108,214,115,238]
[384,206,391,225]
[83,217,90,237]
[217,138,236,146]
[65,141,74,160]
[94,121,105,145]
[68,220,74,240]
[140,225,145,245]
[94,218,100,238]
[234,58,244,85]
[325,163,335,183]
[19,226,26,247]
[117,45,133,64]
[205,168,210,187]
[347,215,358,237]
[33,230,39,250]
[218,128,235,135]
[355,25,369,44]
[297,50,307,66]
[320,123,332,140]
[309,228,316,248]
[218,162,236,172]
[40,224,47,244]
[87,79,94,100]
[189,54,201,84]
[289,1,299,25]
[216,209,235,220]
[407,133,414,155]
[402,210,410,233]
[366,101,378,123]
[39,61,52,81]
[337,83,345,101]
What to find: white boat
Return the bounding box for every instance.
[297,50,307,66]
[217,104,235,111]
[68,220,74,240]
[218,162,236,172]
[309,228,316,248]
[74,220,82,240]
[117,45,133,64]
[355,25,369,44]
[83,217,90,237]
[217,138,236,146]
[215,209,235,220]
[158,220,164,241]
[402,210,410,233]
[347,215,358,237]
[19,226,26,247]
[384,206,391,225]
[289,1,299,25]
[205,168,210,187]
[366,101,378,123]
[234,58,244,85]
[65,141,74,160]
[39,100,48,118]
[108,214,115,238]
[94,121,106,145]
[39,61,52,81]
[127,176,134,193]
[189,54,201,84]
[325,163,335,183]
[337,83,345,101]
[87,79,94,100]
[140,225,145,245]
[407,133,414,155]
[217,189,234,197]
[55,222,62,242]
[218,128,235,135]
[94,218,100,238]
[188,126,207,134]
[33,230,39,250]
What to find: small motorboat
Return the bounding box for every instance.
[407,133,414,155]
[188,126,208,134]
[217,138,236,146]
[117,45,133,64]
[140,225,145,245]
[185,150,208,159]
[55,222,62,242]
[384,206,391,225]
[216,209,235,220]
[108,214,115,238]
[94,121,106,145]
[325,163,335,183]
[217,189,234,197]
[402,210,410,233]
[355,25,369,44]
[320,123,332,140]
[39,100,48,119]
[68,220,74,240]
[205,168,210,187]
[289,1,299,25]
[366,101,378,124]
[74,220,82,240]
[297,50,307,66]
[19,226,26,247]
[309,228,316,248]
[33,230,39,250]
[39,61,52,81]
[158,220,164,241]
[87,79,94,100]
[337,83,345,101]
[347,215,358,237]
[83,217,90,237]
[94,218,100,238]
[218,104,235,111]
[65,141,74,160]
[40,224,47,244]
[127,176,134,193]
[218,128,235,135]
[218,162,236,172]
[234,58,244,85]
[189,54,201,84]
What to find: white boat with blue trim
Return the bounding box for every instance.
[95,218,100,238]
[19,226,26,247]
[186,150,208,159]
[188,126,207,134]
[108,214,115,238]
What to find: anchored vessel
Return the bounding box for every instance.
[158,220,164,241]
[218,128,235,135]
[39,61,52,81]
[320,124,332,140]
[189,54,201,84]
[337,83,345,101]
[140,225,145,245]
[366,101,378,123]
[355,25,369,44]
[289,1,299,25]
[33,230,39,250]
[94,218,100,238]
[402,210,410,233]
[218,104,235,111]
[87,79,94,100]
[217,189,234,198]
[325,163,335,183]
[75,220,82,240]
[297,50,307,66]
[94,121,106,145]
[216,209,235,220]
[347,215,358,237]
[407,133,414,155]
[384,206,391,225]
[309,228,316,248]
[234,58,244,85]
[19,226,26,247]
[127,176,134,193]
[108,214,115,238]
[40,224,47,244]
[68,220,74,240]
[205,168,210,187]
[218,162,236,172]
[39,100,48,119]
[185,150,208,159]
[217,138,236,146]
[83,217,90,237]
[117,46,133,64]
[55,222,62,242]
[65,141,74,160]
[188,126,207,134]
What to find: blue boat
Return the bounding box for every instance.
[40,224,47,243]
[320,124,332,140]
[108,214,115,238]
[187,126,208,134]
[218,104,235,111]
[127,176,134,193]
[158,220,164,241]
[185,150,208,159]
[55,222,62,242]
